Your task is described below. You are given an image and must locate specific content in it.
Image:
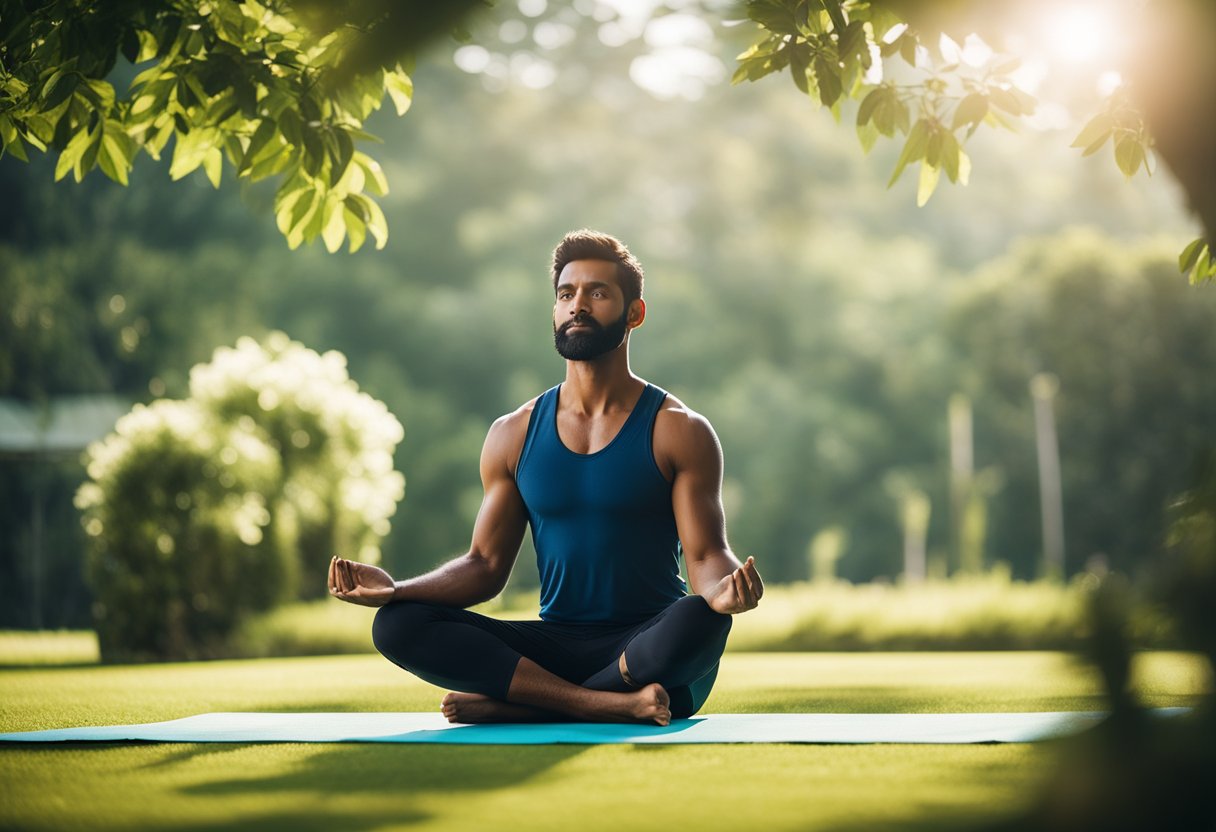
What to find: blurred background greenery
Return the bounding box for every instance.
[1,0,1213,656]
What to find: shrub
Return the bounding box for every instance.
[189,332,405,597]
[77,333,406,660]
[76,400,286,661]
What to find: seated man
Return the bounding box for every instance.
[329,229,763,726]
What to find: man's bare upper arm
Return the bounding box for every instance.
[468,406,532,579]
[659,404,730,565]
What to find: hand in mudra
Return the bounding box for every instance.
[705,556,764,615]
[328,556,396,607]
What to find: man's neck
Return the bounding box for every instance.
[561,348,643,416]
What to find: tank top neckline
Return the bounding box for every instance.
[550,382,654,459]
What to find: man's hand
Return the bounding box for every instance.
[703,556,764,615]
[328,556,396,607]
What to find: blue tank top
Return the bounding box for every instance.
[515,383,687,624]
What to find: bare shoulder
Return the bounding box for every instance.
[653,393,722,478]
[484,397,540,476]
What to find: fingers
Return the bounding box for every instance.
[742,556,764,600]
[328,556,337,594]
[339,559,356,594]
[731,568,756,610]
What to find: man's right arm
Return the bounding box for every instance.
[329,407,531,609]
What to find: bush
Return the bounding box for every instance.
[77,333,405,660]
[189,332,404,597]
[76,400,287,661]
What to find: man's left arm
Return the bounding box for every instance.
[662,407,764,615]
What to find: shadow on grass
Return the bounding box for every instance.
[181,743,585,796]
[174,742,586,827]
[156,807,428,832]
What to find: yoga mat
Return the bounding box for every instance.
[1,710,1186,745]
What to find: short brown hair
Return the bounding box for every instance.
[551,229,644,303]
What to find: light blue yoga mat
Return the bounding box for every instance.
[3,710,1182,745]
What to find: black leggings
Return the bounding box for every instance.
[372,594,732,719]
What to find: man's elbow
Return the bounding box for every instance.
[469,551,512,599]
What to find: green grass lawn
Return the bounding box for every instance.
[1,651,1211,831]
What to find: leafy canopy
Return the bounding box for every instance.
[732,0,1215,285]
[0,0,411,252]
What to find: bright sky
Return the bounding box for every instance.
[454,0,1141,109]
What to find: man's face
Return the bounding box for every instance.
[552,259,632,362]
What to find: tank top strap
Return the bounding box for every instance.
[617,383,667,443]
[516,384,559,478]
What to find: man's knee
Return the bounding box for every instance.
[675,594,733,640]
[372,601,435,667]
[638,595,732,672]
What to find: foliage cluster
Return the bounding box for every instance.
[733,0,1216,283]
[0,0,407,251]
[74,332,403,660]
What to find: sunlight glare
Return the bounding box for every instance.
[1041,2,1118,64]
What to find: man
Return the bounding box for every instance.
[328,229,763,726]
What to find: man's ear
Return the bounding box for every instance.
[627,298,646,330]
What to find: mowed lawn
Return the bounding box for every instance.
[1,651,1210,832]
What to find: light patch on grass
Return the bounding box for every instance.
[0,630,99,666]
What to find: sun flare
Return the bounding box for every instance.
[1041,2,1120,65]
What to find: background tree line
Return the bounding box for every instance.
[2,0,1212,628]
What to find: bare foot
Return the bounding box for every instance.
[441,692,556,724]
[632,683,671,726]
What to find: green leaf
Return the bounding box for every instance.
[384,71,413,117]
[821,0,848,33]
[1178,237,1206,273]
[321,198,346,253]
[1,119,29,162]
[1182,242,1214,285]
[239,119,277,174]
[925,127,943,167]
[916,161,940,206]
[202,147,222,188]
[343,204,367,253]
[789,46,811,96]
[330,129,354,186]
[136,30,159,63]
[76,125,103,182]
[940,130,962,182]
[952,93,987,130]
[856,118,880,154]
[989,87,1023,116]
[1114,134,1144,178]
[43,72,79,110]
[169,128,217,180]
[98,124,132,186]
[856,87,885,128]
[1072,112,1112,151]
[814,56,843,108]
[350,193,388,250]
[54,125,92,182]
[354,152,388,196]
[888,118,931,187]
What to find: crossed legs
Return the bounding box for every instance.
[372,595,731,725]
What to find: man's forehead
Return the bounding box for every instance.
[556,259,620,287]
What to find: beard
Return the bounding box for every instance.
[553,308,630,361]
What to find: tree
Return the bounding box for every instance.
[3,0,1213,281]
[731,0,1216,283]
[0,0,478,252]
